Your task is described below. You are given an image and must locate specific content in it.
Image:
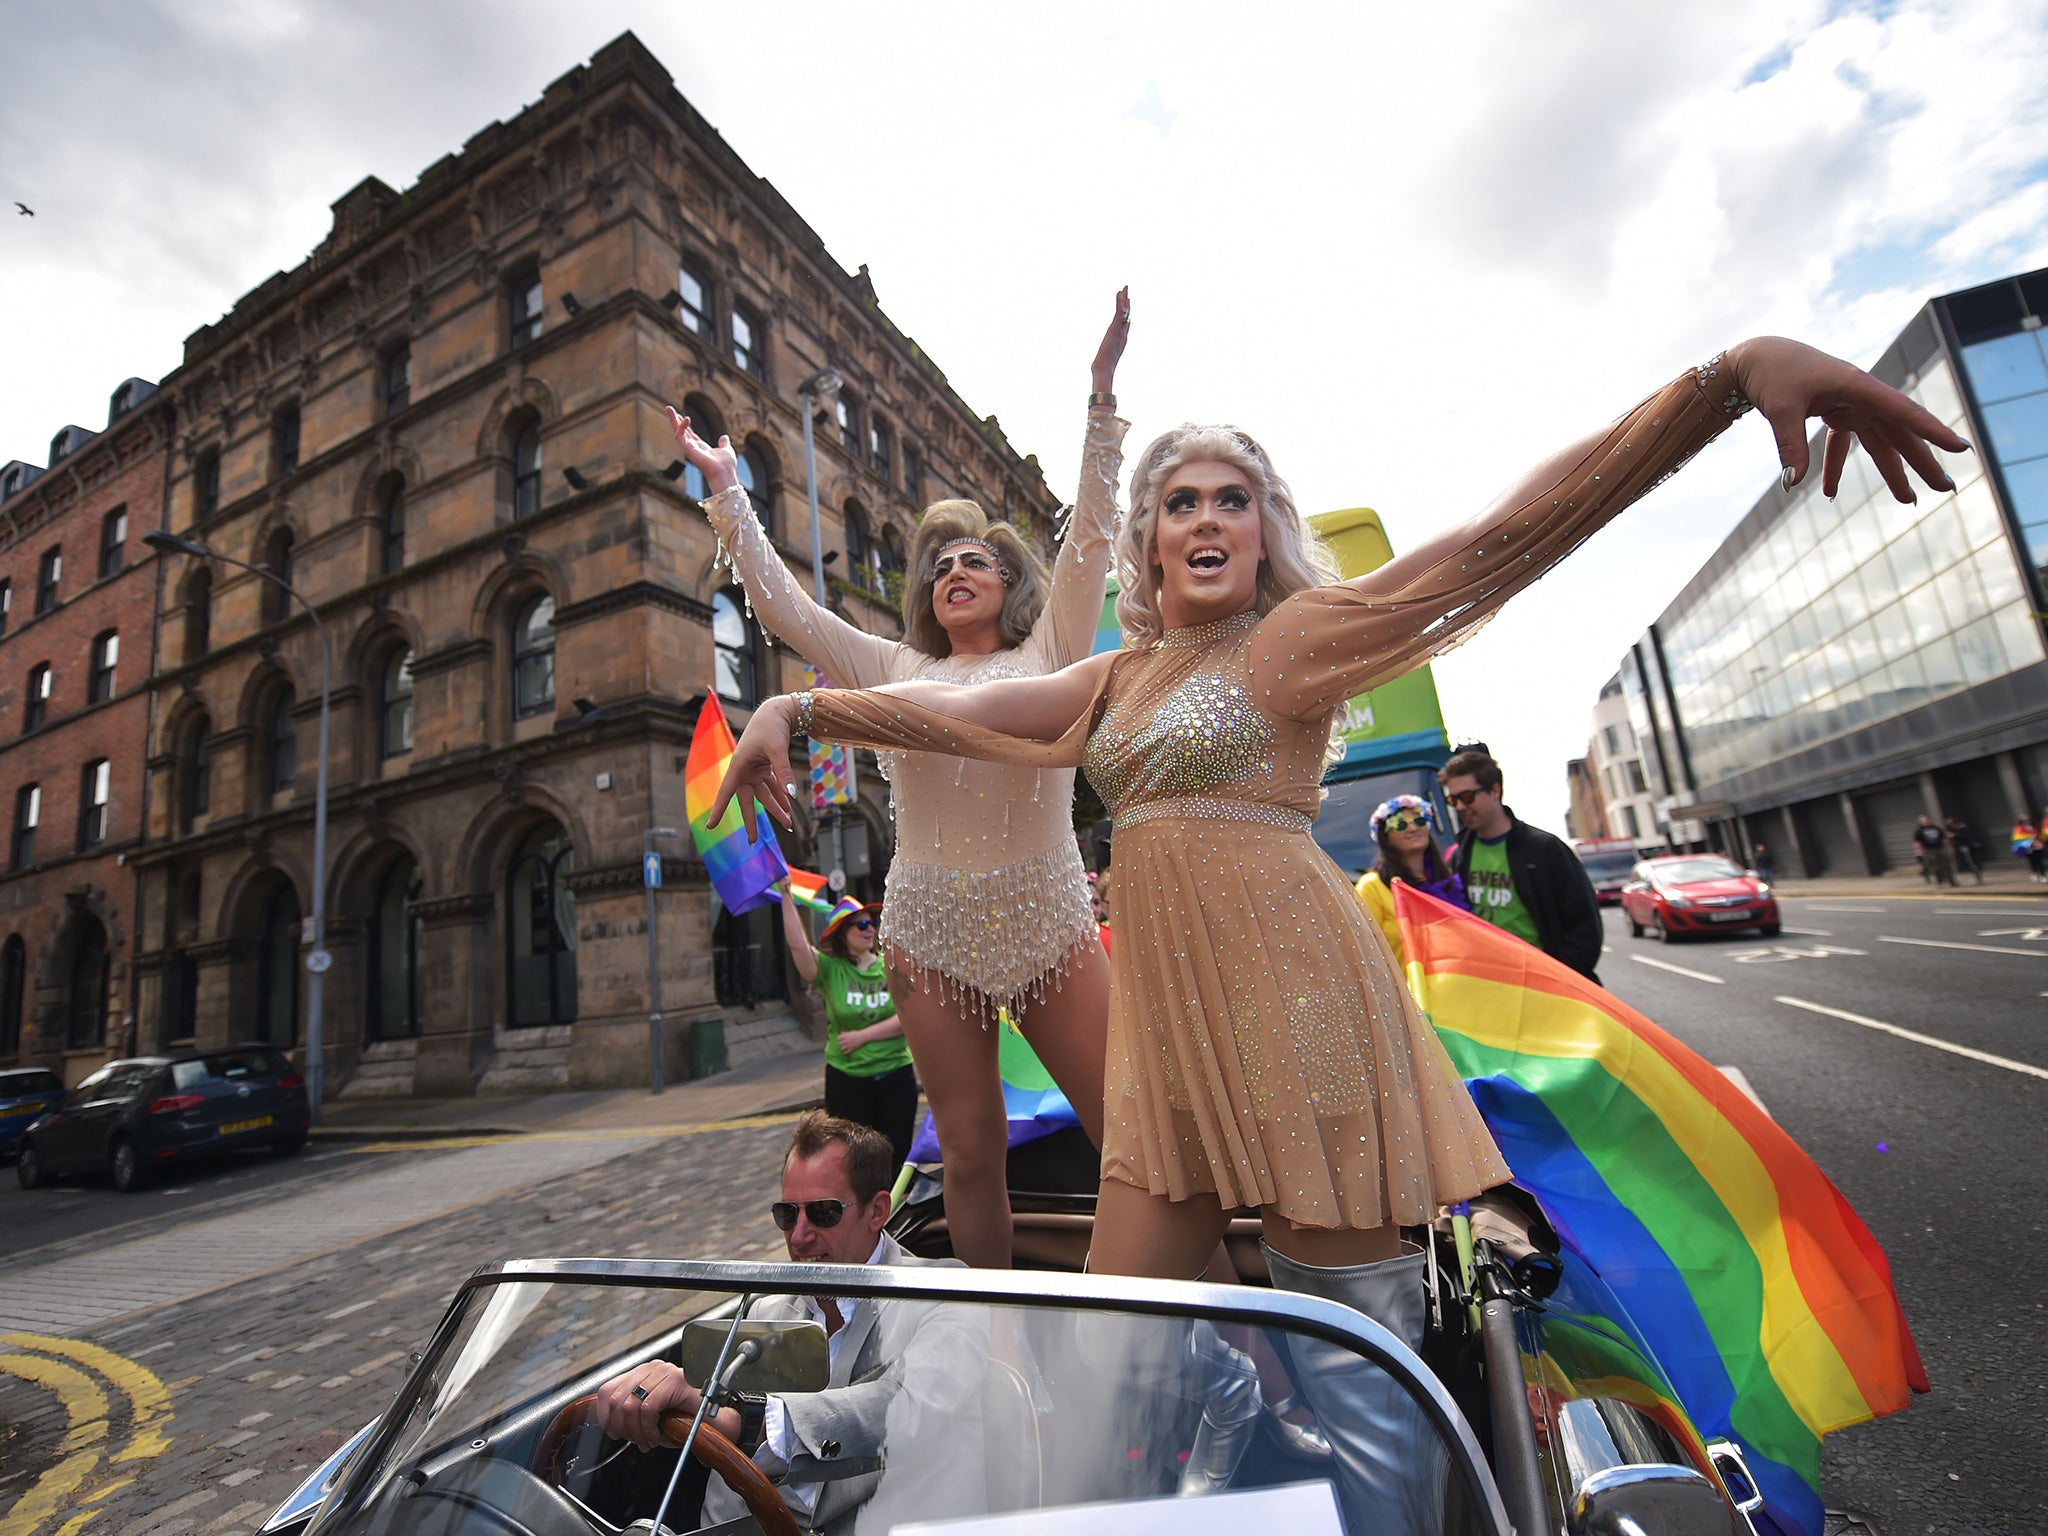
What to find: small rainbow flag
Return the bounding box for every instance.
[1395,883,1924,1536]
[685,693,788,916]
[907,1012,1078,1162]
[785,867,835,915]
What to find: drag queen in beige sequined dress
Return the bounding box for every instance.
[672,292,1132,1268]
[716,337,1964,1288]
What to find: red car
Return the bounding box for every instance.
[1621,854,1780,941]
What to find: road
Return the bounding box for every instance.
[1597,891,2047,1536]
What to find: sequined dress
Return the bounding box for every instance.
[703,408,1128,1014]
[797,369,1739,1227]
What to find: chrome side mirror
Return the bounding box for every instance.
[681,1319,830,1394]
[1571,1463,1743,1534]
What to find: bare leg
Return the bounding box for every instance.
[887,948,1010,1267]
[1086,1175,1232,1278]
[1013,939,1110,1147]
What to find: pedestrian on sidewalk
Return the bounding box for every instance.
[1752,842,1775,882]
[1912,815,1955,886]
[782,887,919,1171]
[2029,812,2048,883]
[1944,816,1985,885]
[1440,749,1604,983]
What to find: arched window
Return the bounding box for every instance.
[367,857,423,1041]
[681,396,726,502]
[64,917,109,1050]
[89,630,118,704]
[713,590,758,706]
[507,823,577,1027]
[255,885,300,1047]
[512,420,543,520]
[184,568,212,661]
[382,480,406,573]
[0,935,23,1059]
[737,441,772,538]
[380,649,415,758]
[268,685,297,796]
[261,529,294,624]
[178,713,212,830]
[513,596,557,718]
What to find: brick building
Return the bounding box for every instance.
[0,379,171,1080]
[129,33,1062,1098]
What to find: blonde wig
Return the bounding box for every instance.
[903,499,1051,657]
[1114,425,1340,650]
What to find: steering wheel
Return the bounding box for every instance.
[535,1392,800,1536]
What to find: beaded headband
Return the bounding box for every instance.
[930,536,1015,587]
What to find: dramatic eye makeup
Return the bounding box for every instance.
[932,552,996,577]
[1163,484,1253,513]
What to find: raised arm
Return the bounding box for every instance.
[675,409,901,690]
[1259,338,1968,721]
[780,883,818,984]
[710,653,1116,839]
[1035,290,1131,667]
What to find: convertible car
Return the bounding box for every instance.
[258,1167,1765,1536]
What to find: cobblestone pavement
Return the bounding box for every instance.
[0,1117,797,1535]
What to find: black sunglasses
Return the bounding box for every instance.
[1446,788,1487,808]
[851,918,875,931]
[771,1199,848,1232]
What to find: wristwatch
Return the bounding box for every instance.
[733,1392,768,1453]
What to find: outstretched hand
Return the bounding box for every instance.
[1727,338,1970,501]
[708,697,798,842]
[1092,286,1131,395]
[667,407,740,497]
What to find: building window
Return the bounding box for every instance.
[272,404,300,478]
[681,396,726,502]
[269,686,297,795]
[1602,724,1620,756]
[194,448,220,521]
[13,785,39,870]
[0,935,23,1059]
[731,302,763,378]
[837,395,861,456]
[184,569,211,661]
[382,481,406,573]
[713,590,758,705]
[870,416,894,478]
[1626,760,1648,794]
[676,259,712,336]
[255,885,300,1048]
[512,421,543,520]
[88,631,118,704]
[507,823,577,1027]
[0,579,10,639]
[368,858,424,1041]
[1620,804,1641,839]
[23,663,51,732]
[903,445,922,501]
[513,596,557,718]
[843,501,879,591]
[509,267,544,348]
[179,714,211,829]
[77,759,110,849]
[98,507,127,579]
[737,443,771,538]
[383,346,412,414]
[261,528,294,624]
[380,649,415,758]
[35,548,60,615]
[64,918,109,1050]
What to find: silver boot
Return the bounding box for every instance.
[1176,1322,1262,1496]
[1262,1242,1445,1536]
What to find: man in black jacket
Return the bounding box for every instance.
[1439,749,1604,982]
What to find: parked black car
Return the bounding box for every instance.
[0,1066,65,1156]
[15,1045,311,1192]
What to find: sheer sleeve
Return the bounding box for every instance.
[798,668,1111,772]
[1256,367,1740,722]
[1027,407,1128,669]
[704,484,902,688]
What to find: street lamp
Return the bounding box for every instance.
[146,529,333,1122]
[796,368,847,892]
[642,825,678,1094]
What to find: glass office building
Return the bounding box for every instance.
[1612,266,2048,875]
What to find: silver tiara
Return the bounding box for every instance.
[930,536,1015,586]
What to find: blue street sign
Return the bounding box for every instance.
[643,851,663,889]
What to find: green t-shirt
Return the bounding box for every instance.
[813,953,912,1078]
[1465,834,1541,947]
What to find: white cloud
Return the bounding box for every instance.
[2,0,2045,836]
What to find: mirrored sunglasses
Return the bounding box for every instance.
[1446,788,1486,808]
[771,1199,848,1232]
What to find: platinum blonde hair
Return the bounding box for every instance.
[903,499,1050,657]
[1114,425,1340,649]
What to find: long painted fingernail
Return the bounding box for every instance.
[1954,437,1974,452]
[1781,465,1798,491]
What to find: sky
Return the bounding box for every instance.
[4,0,2047,835]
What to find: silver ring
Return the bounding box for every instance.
[631,1384,650,1401]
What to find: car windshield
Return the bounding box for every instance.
[1653,858,1746,884]
[1576,850,1637,882]
[304,1262,1499,1536]
[172,1050,283,1089]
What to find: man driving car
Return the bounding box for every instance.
[595,1111,985,1534]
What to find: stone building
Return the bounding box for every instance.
[132,32,1061,1097]
[0,379,169,1080]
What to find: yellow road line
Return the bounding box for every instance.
[53,1513,101,1536]
[4,1334,172,1465]
[0,1354,108,1454]
[345,1109,802,1155]
[0,1450,99,1536]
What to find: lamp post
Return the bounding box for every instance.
[643,825,678,1094]
[797,368,847,891]
[146,530,332,1121]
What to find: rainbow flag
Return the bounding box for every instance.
[907,1012,1079,1161]
[785,867,835,914]
[1395,884,1924,1536]
[685,694,788,916]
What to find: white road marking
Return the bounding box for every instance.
[1716,1065,1772,1118]
[1978,928,2048,941]
[1778,926,1834,937]
[1729,944,1867,964]
[324,1299,378,1320]
[1776,996,2048,1082]
[1936,907,2045,916]
[1807,904,1883,912]
[1878,935,2048,959]
[1628,954,1725,984]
